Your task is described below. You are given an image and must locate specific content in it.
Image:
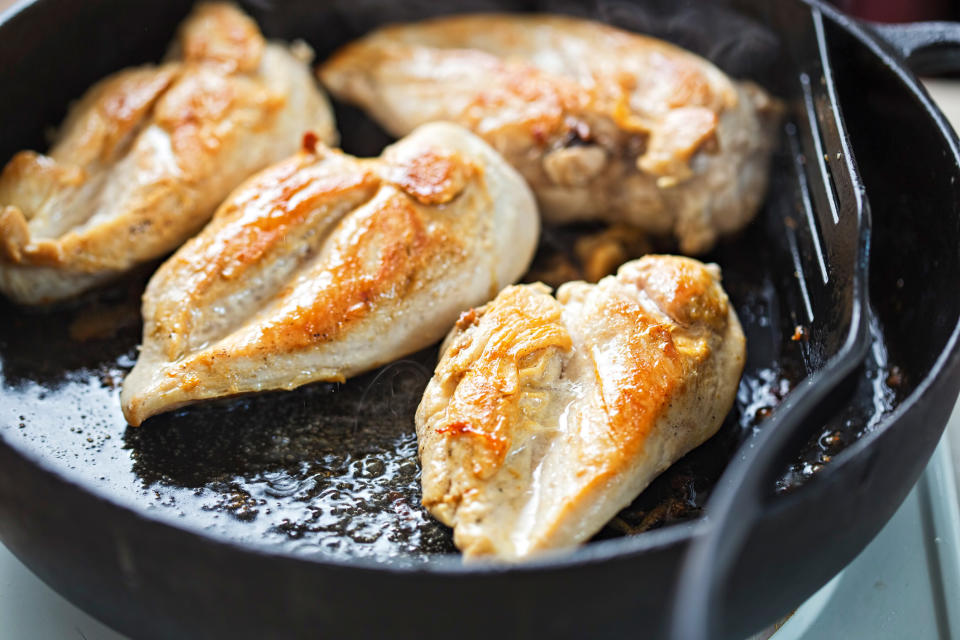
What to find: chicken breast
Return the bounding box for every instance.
[320,14,780,255]
[121,122,539,426]
[415,255,745,560]
[0,2,336,305]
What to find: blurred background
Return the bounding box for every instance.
[835,0,959,21]
[2,0,960,21]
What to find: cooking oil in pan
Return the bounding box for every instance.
[0,211,904,561]
[0,105,902,560]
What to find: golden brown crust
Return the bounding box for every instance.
[638,107,718,181]
[324,14,736,150]
[55,66,181,166]
[249,190,466,354]
[428,285,572,480]
[384,150,472,206]
[148,151,381,362]
[416,254,744,559]
[320,13,780,254]
[0,2,336,304]
[120,122,539,426]
[177,2,265,73]
[427,274,693,481]
[620,254,728,330]
[0,206,29,263]
[588,294,683,464]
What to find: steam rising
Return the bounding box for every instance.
[243,0,780,80]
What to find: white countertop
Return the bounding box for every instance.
[921,79,960,498]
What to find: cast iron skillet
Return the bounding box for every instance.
[0,1,958,639]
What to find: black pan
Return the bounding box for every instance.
[0,1,958,639]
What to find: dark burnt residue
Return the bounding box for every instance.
[777,313,903,494]
[301,130,319,154]
[557,117,593,148]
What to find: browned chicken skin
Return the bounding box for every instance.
[415,255,745,560]
[320,13,780,254]
[121,122,539,426]
[0,2,336,304]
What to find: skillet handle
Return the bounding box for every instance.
[868,21,960,75]
[669,357,867,640]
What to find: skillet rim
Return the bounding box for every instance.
[792,0,960,471]
[0,0,957,577]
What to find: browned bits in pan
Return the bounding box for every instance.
[301,130,320,154]
[524,252,583,289]
[886,365,905,388]
[574,223,653,283]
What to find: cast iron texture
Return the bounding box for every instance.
[0,1,957,639]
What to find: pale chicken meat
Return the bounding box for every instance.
[320,14,780,254]
[121,122,539,426]
[0,2,336,304]
[415,255,745,560]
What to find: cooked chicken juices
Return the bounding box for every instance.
[320,14,780,254]
[0,2,336,304]
[415,256,745,559]
[121,122,539,426]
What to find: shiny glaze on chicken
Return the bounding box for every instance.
[320,13,780,254]
[416,255,745,559]
[121,122,538,426]
[0,2,336,304]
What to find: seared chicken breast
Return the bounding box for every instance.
[415,255,745,560]
[121,122,539,426]
[0,2,336,304]
[320,14,780,254]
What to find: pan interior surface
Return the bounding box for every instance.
[0,0,909,566]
